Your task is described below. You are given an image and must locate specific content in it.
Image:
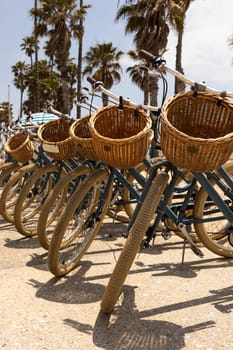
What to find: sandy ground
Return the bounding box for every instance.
[0,216,233,350]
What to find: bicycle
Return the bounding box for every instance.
[0,120,41,222]
[45,77,220,276]
[47,85,159,276]
[1,112,81,226]
[36,103,101,249]
[11,109,86,236]
[100,49,233,313]
[0,121,34,193]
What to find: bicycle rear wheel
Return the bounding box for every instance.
[48,167,112,277]
[14,163,66,237]
[194,161,233,257]
[100,171,169,313]
[37,164,91,250]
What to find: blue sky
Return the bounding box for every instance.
[0,0,232,118]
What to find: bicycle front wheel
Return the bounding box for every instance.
[14,164,66,237]
[100,171,169,313]
[37,164,91,250]
[48,167,112,277]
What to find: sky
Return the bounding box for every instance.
[0,0,232,118]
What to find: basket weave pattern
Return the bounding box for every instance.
[69,115,98,161]
[38,119,77,160]
[89,104,153,168]
[4,132,34,163]
[161,91,233,172]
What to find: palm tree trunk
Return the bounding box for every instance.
[175,29,186,93]
[20,90,24,119]
[76,0,83,119]
[34,0,40,112]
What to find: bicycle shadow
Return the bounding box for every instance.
[98,221,128,241]
[142,284,233,316]
[4,235,42,249]
[0,218,15,228]
[134,256,233,279]
[26,251,48,271]
[28,261,106,304]
[64,285,215,350]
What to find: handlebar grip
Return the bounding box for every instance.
[139,50,155,64]
[87,76,96,84]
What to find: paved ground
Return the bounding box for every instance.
[0,216,233,350]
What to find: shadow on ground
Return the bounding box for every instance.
[64,285,216,350]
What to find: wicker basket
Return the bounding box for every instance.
[38,119,77,160]
[89,104,153,168]
[161,91,233,172]
[69,115,98,161]
[4,132,34,163]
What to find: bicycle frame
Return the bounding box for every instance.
[83,160,152,223]
[129,159,233,256]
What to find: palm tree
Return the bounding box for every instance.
[83,42,124,106]
[20,36,37,67]
[71,0,91,118]
[119,1,193,96]
[0,102,12,123]
[116,0,169,107]
[31,0,90,114]
[117,0,169,57]
[33,0,40,112]
[126,50,150,105]
[168,0,193,93]
[20,33,40,111]
[24,60,61,113]
[12,61,30,118]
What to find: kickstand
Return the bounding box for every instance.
[181,239,187,264]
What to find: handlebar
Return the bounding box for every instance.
[86,78,159,112]
[47,105,70,119]
[7,120,38,138]
[139,49,233,99]
[78,89,99,111]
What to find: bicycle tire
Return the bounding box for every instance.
[194,161,233,257]
[14,163,66,237]
[100,171,169,313]
[37,164,91,250]
[48,167,112,277]
[0,163,38,223]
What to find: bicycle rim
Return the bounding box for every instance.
[48,167,112,277]
[37,165,91,250]
[14,164,66,237]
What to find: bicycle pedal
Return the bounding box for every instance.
[161,230,171,240]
